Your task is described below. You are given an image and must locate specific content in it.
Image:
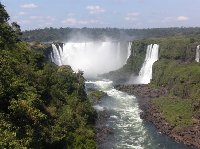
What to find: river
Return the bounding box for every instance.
[86,79,195,149]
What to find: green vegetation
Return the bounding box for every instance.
[153,97,195,129]
[0,4,20,49]
[109,34,200,130]
[0,3,96,148]
[151,58,200,129]
[88,90,106,103]
[128,36,200,130]
[120,40,147,74]
[155,36,197,61]
[150,36,200,100]
[22,26,200,42]
[157,37,199,129]
[152,60,200,99]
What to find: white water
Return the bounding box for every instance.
[126,42,132,62]
[86,80,150,148]
[136,44,159,84]
[51,40,192,148]
[86,80,192,149]
[51,44,62,66]
[51,42,131,77]
[195,45,200,62]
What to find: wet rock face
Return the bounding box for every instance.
[173,125,200,148]
[95,110,114,147]
[140,102,173,135]
[141,102,200,149]
[115,84,167,98]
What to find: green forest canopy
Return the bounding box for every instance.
[22,27,200,42]
[0,2,97,148]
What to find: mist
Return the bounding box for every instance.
[51,40,131,78]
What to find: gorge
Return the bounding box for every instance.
[1,1,200,148]
[49,40,198,149]
[51,42,131,78]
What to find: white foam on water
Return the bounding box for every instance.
[110,115,118,119]
[93,105,105,111]
[86,80,150,149]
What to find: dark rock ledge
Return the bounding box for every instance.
[95,110,114,148]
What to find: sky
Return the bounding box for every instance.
[1,0,200,30]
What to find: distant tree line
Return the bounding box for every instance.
[22,27,200,42]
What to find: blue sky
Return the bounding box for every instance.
[1,0,199,30]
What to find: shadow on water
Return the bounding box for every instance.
[141,121,197,149]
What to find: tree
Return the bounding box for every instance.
[0,3,97,148]
[11,22,22,40]
[0,2,9,23]
[0,3,19,49]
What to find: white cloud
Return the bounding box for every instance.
[15,15,55,29]
[86,5,105,14]
[30,16,55,22]
[61,18,77,25]
[61,18,100,26]
[30,16,42,20]
[20,3,38,9]
[162,17,173,22]
[162,16,189,23]
[79,19,99,25]
[37,22,53,28]
[17,20,31,25]
[18,12,26,15]
[67,13,75,17]
[177,16,189,21]
[127,12,140,17]
[125,12,140,21]
[125,17,137,21]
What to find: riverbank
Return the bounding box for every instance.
[86,85,114,148]
[116,84,200,149]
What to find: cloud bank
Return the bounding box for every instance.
[20,3,38,9]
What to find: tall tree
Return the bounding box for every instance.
[11,22,22,40]
[0,2,19,49]
[0,2,9,23]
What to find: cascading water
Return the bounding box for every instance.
[86,80,148,148]
[136,44,159,84]
[50,42,131,77]
[51,44,62,66]
[126,42,132,62]
[50,40,193,148]
[195,45,200,62]
[86,80,192,149]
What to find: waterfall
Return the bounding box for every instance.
[195,45,200,62]
[50,42,130,77]
[51,44,62,66]
[126,42,132,62]
[137,44,159,84]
